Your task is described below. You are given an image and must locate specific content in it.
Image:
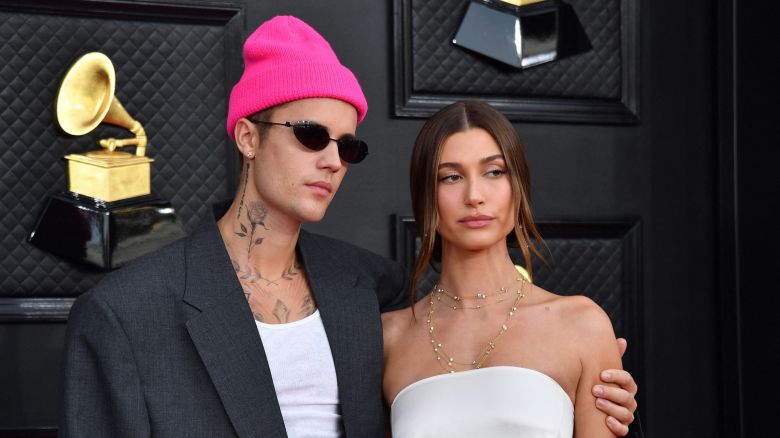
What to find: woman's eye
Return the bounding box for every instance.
[485,169,506,177]
[438,174,461,183]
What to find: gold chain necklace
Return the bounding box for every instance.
[426,275,528,373]
[435,285,518,310]
[437,285,510,301]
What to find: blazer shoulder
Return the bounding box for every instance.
[300,230,410,311]
[84,237,187,308]
[300,229,400,269]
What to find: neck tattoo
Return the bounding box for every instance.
[233,259,300,287]
[236,261,314,324]
[236,162,250,221]
[233,201,269,258]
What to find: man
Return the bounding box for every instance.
[61,16,638,437]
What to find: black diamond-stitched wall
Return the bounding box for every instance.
[0,9,236,297]
[532,237,625,332]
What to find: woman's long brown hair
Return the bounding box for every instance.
[408,100,544,311]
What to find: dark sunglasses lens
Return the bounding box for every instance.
[338,137,368,164]
[292,123,329,151]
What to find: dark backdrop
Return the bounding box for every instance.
[735,1,780,437]
[1,0,776,436]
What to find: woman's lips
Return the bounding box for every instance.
[459,215,494,228]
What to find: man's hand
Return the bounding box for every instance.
[593,338,638,436]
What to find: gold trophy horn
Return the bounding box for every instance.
[55,52,154,202]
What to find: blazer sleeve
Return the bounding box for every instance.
[377,257,410,313]
[60,292,151,437]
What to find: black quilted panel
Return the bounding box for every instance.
[413,236,628,334]
[411,0,621,98]
[530,237,624,333]
[0,10,236,297]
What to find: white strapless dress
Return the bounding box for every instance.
[390,366,574,438]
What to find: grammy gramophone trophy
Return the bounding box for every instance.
[28,52,186,270]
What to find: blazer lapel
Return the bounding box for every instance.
[182,217,288,438]
[298,231,383,437]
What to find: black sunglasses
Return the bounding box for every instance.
[250,120,368,164]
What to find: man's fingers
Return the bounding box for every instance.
[616,337,628,358]
[594,393,636,423]
[595,369,638,436]
[600,369,638,396]
[593,384,635,408]
[606,415,630,437]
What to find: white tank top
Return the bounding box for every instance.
[391,366,574,438]
[255,310,343,438]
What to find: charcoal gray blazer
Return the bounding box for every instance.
[60,211,408,437]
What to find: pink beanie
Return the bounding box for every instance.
[226,16,368,140]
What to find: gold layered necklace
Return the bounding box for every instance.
[426,273,528,373]
[435,284,513,310]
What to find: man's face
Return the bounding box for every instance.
[249,98,358,226]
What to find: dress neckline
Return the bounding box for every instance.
[391,365,573,409]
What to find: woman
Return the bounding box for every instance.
[383,100,623,437]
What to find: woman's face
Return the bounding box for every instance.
[435,128,515,253]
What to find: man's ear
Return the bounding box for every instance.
[234,118,258,158]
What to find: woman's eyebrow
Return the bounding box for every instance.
[438,155,505,170]
[481,154,505,163]
[438,162,461,170]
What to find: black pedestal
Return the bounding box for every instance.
[28,192,187,270]
[452,0,591,69]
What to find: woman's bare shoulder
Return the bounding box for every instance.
[381,305,417,346]
[381,306,413,327]
[530,288,614,335]
[552,294,617,349]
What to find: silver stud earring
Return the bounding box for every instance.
[247,152,254,158]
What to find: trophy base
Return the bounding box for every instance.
[28,192,187,271]
[452,0,591,69]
